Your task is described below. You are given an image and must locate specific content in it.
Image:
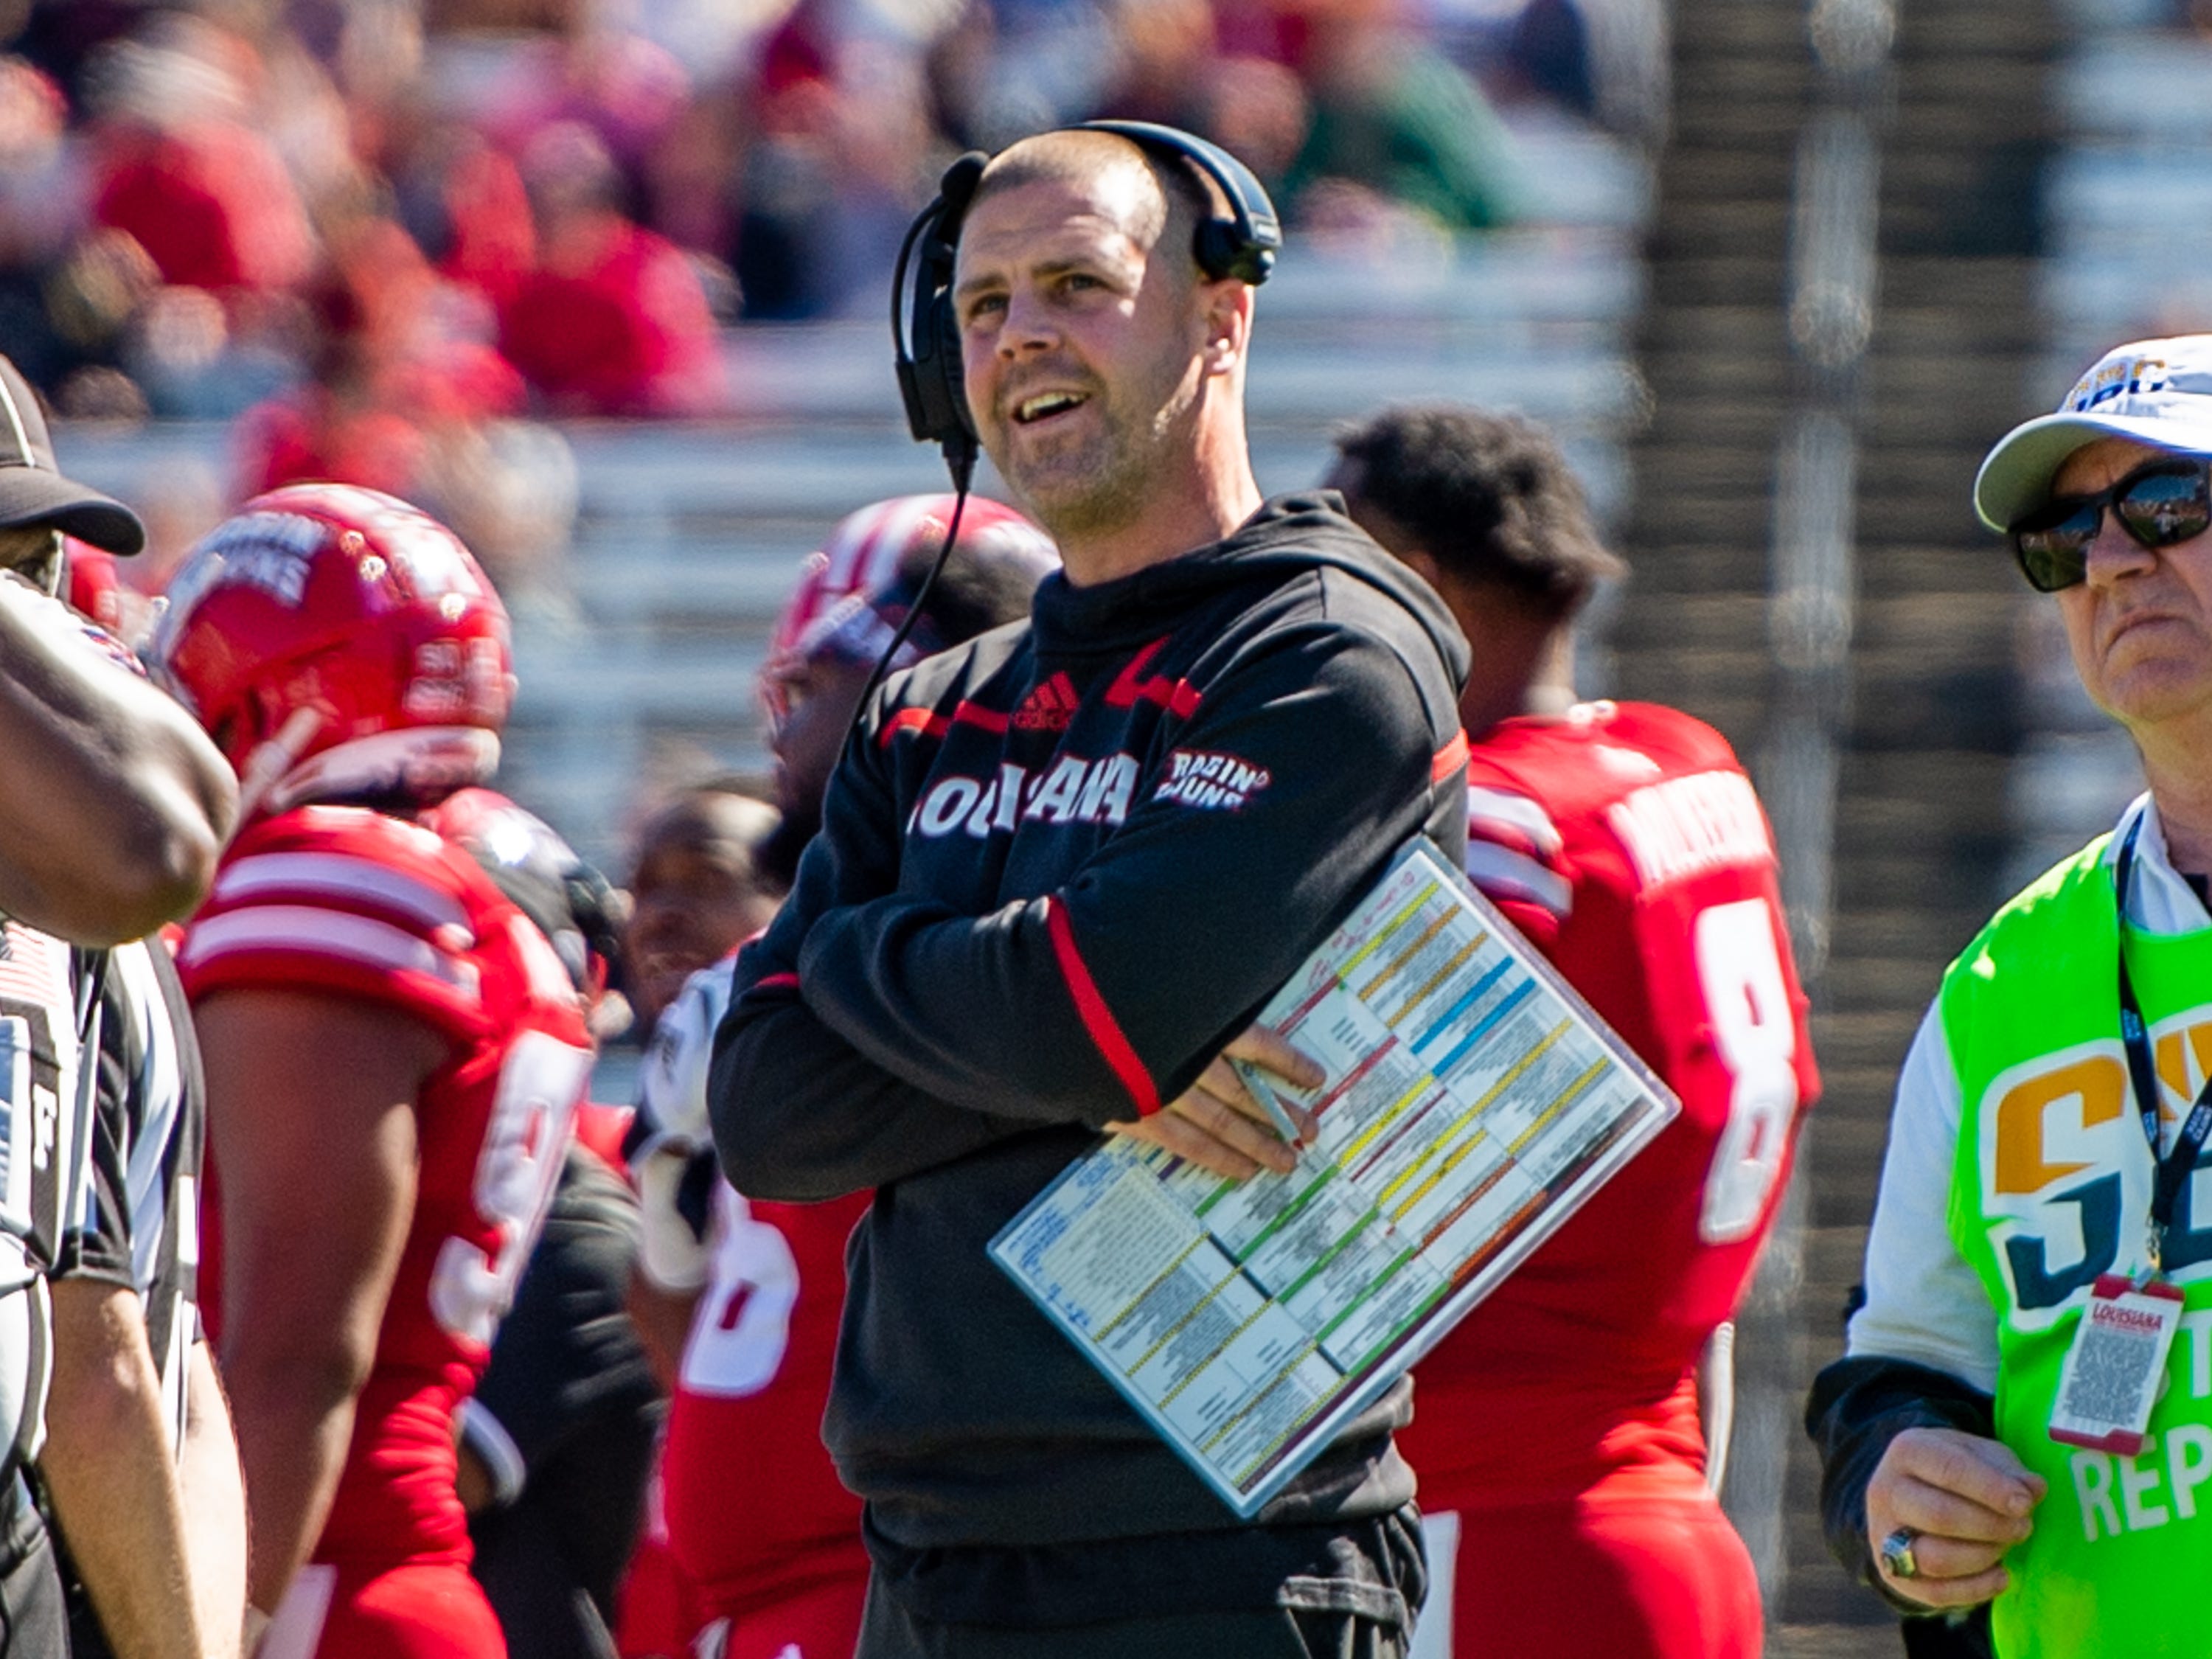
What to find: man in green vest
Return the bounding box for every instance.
[1809,333,2212,1658]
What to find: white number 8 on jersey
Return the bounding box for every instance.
[1694,898,1798,1242]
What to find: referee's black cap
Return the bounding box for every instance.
[0,355,145,557]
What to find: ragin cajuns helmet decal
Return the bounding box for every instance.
[150,484,514,818]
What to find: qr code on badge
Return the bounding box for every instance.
[2059,1324,2160,1427]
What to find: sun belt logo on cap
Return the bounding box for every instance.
[2065,354,2171,414]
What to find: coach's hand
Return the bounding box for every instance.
[1865,1427,2045,1609]
[1110,1024,1321,1180]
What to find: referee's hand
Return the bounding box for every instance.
[1865,1427,2045,1609]
[1110,1023,1321,1180]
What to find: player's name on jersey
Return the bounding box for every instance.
[990,838,1680,1517]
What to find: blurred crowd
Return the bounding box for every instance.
[0,0,1652,445]
[0,0,1662,672]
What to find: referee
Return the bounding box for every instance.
[0,354,243,1658]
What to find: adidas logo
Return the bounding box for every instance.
[1013,672,1080,731]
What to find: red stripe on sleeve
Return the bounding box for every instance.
[754,972,800,992]
[1042,898,1162,1116]
[953,700,1011,734]
[1431,728,1470,782]
[877,706,950,747]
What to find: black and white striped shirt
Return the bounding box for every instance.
[0,922,104,1487]
[38,939,209,1657]
[58,939,203,1455]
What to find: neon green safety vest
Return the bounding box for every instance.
[1942,831,2212,1656]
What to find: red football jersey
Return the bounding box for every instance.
[662,1180,871,1627]
[185,804,593,1571]
[1402,702,1818,1508]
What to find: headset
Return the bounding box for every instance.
[852,122,1283,754]
[890,119,1284,491]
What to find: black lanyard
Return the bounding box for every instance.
[2114,815,2212,1275]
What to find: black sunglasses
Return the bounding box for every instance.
[2008,456,2212,592]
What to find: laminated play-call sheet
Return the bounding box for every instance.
[988,838,1680,1517]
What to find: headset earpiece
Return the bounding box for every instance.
[1195,219,1268,287]
[937,150,986,226]
[1074,119,1280,286]
[894,152,988,478]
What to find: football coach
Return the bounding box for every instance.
[711,125,1470,1659]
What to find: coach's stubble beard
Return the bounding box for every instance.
[993,349,1204,552]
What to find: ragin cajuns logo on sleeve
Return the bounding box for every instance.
[1154,750,1272,811]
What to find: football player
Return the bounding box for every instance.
[623,787,784,1051]
[148,484,594,1659]
[630,495,1054,1659]
[422,787,664,1659]
[1326,406,1819,1659]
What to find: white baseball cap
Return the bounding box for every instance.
[1975,335,2212,532]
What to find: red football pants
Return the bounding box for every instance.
[260,1561,507,1659]
[1413,1496,1762,1659]
[618,1526,703,1658]
[692,1551,869,1659]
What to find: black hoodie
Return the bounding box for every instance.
[712,493,1469,1626]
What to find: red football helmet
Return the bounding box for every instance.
[149,483,515,818]
[761,493,1056,720]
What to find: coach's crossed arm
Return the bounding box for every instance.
[793,632,1430,1124]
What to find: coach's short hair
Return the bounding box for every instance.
[1332,403,1624,619]
[972,130,1216,282]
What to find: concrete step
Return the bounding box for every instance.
[1606,566,1775,614]
[1850,668,2016,754]
[1666,108,1813,154]
[1602,597,2014,714]
[1812,1060,1914,1116]
[1644,201,1795,259]
[1874,302,2047,358]
[1896,7,2065,55]
[1642,150,1801,203]
[1642,257,1790,308]
[1638,305,1794,357]
[1663,91,1808,141]
[1638,341,1793,392]
[1601,641,1775,701]
[1834,773,2015,846]
[1879,254,2044,299]
[1809,1006,1930,1077]
[1630,399,1793,448]
[1616,495,1779,548]
[1602,439,1775,500]
[1830,902,1996,958]
[1806,1114,1906,1228]
[1820,954,1955,1024]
